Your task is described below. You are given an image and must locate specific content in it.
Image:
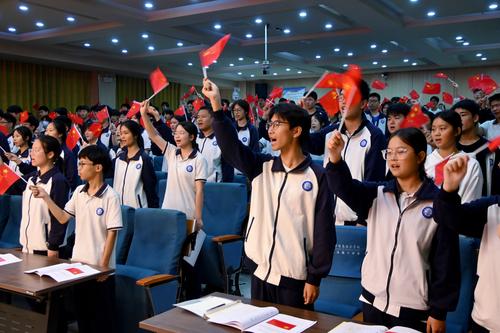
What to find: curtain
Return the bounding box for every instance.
[116,75,181,108]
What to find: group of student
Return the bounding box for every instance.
[0,74,498,333]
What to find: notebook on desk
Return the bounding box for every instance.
[329,322,420,333]
[25,262,100,282]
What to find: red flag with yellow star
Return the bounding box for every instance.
[422,82,441,94]
[149,67,169,94]
[0,164,20,195]
[319,90,340,117]
[400,104,430,129]
[199,34,231,68]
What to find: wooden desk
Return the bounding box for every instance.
[0,249,113,333]
[139,292,346,333]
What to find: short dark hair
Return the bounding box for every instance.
[120,103,131,110]
[387,103,411,117]
[450,99,480,115]
[198,106,214,116]
[25,115,40,129]
[433,110,462,142]
[54,116,71,132]
[38,105,50,112]
[78,145,112,174]
[304,91,318,100]
[369,92,381,101]
[360,80,370,101]
[76,105,89,112]
[0,111,16,126]
[390,128,428,179]
[390,97,401,103]
[269,103,311,145]
[7,105,22,114]
[13,126,33,146]
[488,93,500,104]
[221,99,230,106]
[54,107,68,116]
[430,96,439,103]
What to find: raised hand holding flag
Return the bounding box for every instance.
[95,106,109,123]
[199,34,231,78]
[126,101,142,119]
[147,67,169,101]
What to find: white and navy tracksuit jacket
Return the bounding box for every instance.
[8,149,31,177]
[364,111,387,135]
[434,192,500,331]
[197,132,234,183]
[309,117,386,224]
[236,122,260,152]
[213,111,336,288]
[20,167,70,253]
[326,160,460,321]
[113,148,159,208]
[60,144,78,191]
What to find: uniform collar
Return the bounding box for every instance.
[383,177,438,201]
[271,154,312,173]
[175,148,198,159]
[33,166,59,184]
[118,148,142,161]
[198,131,215,139]
[80,182,108,198]
[339,115,369,136]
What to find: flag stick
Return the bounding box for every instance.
[146,90,161,102]
[202,67,208,79]
[337,87,356,131]
[304,71,329,99]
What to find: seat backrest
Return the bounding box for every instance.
[0,195,11,236]
[126,208,187,275]
[153,156,164,171]
[202,183,247,236]
[330,226,367,278]
[157,179,167,205]
[0,195,22,245]
[115,206,135,265]
[446,236,478,333]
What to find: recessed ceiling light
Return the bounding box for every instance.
[187,62,193,66]
[381,65,387,68]
[299,11,307,18]
[347,52,353,56]
[144,2,154,9]
[229,63,234,67]
[390,40,399,46]
[111,38,119,44]
[254,60,260,64]
[476,53,483,57]
[342,64,348,68]
[370,44,377,49]
[283,28,291,34]
[35,22,45,28]
[177,42,184,47]
[18,5,28,11]
[455,36,463,40]
[214,23,222,30]
[237,72,242,75]
[251,74,255,77]
[325,23,333,29]
[381,49,388,53]
[297,71,302,74]
[83,42,91,47]
[463,42,470,46]
[255,18,263,24]
[372,61,378,65]
[412,62,417,66]
[8,27,16,32]
[481,57,487,61]
[489,3,498,9]
[286,68,291,71]
[427,11,436,17]
[238,57,244,61]
[141,33,149,39]
[403,58,409,62]
[334,48,340,52]
[148,45,155,51]
[245,33,253,38]
[121,49,128,54]
[410,0,418,3]
[213,60,217,63]
[66,16,75,22]
[273,73,278,76]
[315,55,321,59]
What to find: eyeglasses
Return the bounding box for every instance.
[77,162,94,168]
[381,147,409,160]
[266,121,289,130]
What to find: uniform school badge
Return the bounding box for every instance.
[422,206,433,218]
[302,181,313,192]
[96,208,104,216]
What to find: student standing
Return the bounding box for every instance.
[113,120,158,208]
[4,126,34,176]
[435,155,499,333]
[326,127,460,332]
[203,78,335,309]
[31,145,122,333]
[233,100,260,152]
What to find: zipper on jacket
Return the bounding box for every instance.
[137,194,143,208]
[263,172,289,282]
[245,217,255,242]
[121,162,130,204]
[25,192,33,253]
[303,238,309,267]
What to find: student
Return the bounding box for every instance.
[385,103,410,138]
[365,92,387,134]
[435,155,499,333]
[426,110,483,203]
[140,101,207,228]
[18,135,69,257]
[3,126,34,177]
[45,117,78,190]
[309,80,386,225]
[0,111,17,153]
[480,93,500,140]
[113,120,159,208]
[203,78,335,309]
[31,145,122,333]
[326,127,460,332]
[233,100,260,152]
[196,106,234,182]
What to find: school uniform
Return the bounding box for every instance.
[364,111,387,135]
[60,144,78,191]
[326,160,460,330]
[7,135,19,154]
[161,143,208,219]
[113,148,159,208]
[309,117,386,225]
[480,119,500,141]
[236,122,259,152]
[197,132,234,182]
[19,167,70,254]
[8,148,31,177]
[0,132,10,163]
[434,192,500,332]
[213,111,335,308]
[425,150,483,203]
[100,127,111,148]
[458,137,495,196]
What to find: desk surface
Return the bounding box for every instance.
[0,249,113,297]
[140,292,346,333]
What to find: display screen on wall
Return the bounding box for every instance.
[283,87,306,102]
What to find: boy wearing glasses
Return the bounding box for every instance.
[32,145,122,333]
[202,78,335,309]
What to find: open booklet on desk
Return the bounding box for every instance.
[175,295,316,333]
[0,253,22,266]
[329,322,421,333]
[25,262,100,282]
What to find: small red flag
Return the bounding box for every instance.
[488,136,500,152]
[319,90,340,117]
[95,106,109,123]
[316,72,344,89]
[399,96,409,104]
[400,104,430,129]
[48,111,57,120]
[68,113,84,126]
[434,72,449,79]
[371,80,387,90]
[467,74,498,95]
[246,95,258,105]
[19,111,29,124]
[87,122,103,138]
[0,125,9,136]
[174,106,186,117]
[126,101,142,119]
[409,90,420,100]
[442,92,454,105]
[192,98,205,112]
[149,67,169,95]
[199,34,231,68]
[0,164,21,195]
[266,319,296,330]
[422,82,441,94]
[434,157,451,187]
[268,87,284,100]
[66,125,81,150]
[182,86,196,100]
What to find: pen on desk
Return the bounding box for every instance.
[203,300,241,318]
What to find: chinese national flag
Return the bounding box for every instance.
[267,319,296,330]
[199,34,231,68]
[434,157,450,187]
[422,82,441,94]
[319,90,340,117]
[88,123,103,138]
[434,72,449,79]
[488,136,500,152]
[126,101,142,119]
[95,106,109,123]
[0,125,8,136]
[0,164,20,195]
[268,87,284,100]
[399,96,409,104]
[19,111,29,123]
[192,98,205,112]
[149,67,169,94]
[182,86,196,100]
[371,80,386,90]
[467,74,498,95]
[409,89,420,100]
[316,72,343,89]
[442,92,454,105]
[246,95,258,105]
[68,113,83,126]
[174,106,185,117]
[400,104,430,129]
[66,125,81,150]
[48,111,57,120]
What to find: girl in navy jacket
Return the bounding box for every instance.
[326,127,460,332]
